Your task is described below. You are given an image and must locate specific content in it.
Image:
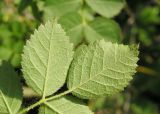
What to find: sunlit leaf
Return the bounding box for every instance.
[22,20,73,97]
[68,40,139,99]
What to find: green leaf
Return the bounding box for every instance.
[0,61,22,114]
[39,96,93,114]
[44,0,82,20]
[22,20,73,97]
[11,53,21,67]
[85,0,125,18]
[67,40,139,99]
[58,12,83,47]
[138,28,152,46]
[0,47,12,60]
[138,7,160,25]
[84,17,122,43]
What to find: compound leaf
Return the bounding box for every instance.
[0,61,22,114]
[85,0,125,18]
[67,40,139,99]
[22,20,73,97]
[84,17,122,43]
[58,12,83,47]
[39,96,93,114]
[44,0,82,20]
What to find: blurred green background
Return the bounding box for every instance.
[0,0,160,114]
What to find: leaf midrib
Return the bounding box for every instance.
[71,68,106,92]
[70,46,105,92]
[42,22,54,98]
[70,45,128,93]
[0,91,12,114]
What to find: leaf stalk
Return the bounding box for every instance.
[18,89,72,114]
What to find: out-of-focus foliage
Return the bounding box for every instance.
[0,0,39,67]
[0,0,160,114]
[43,0,123,47]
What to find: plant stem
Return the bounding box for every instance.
[18,99,45,114]
[46,89,72,102]
[18,89,72,114]
[80,0,86,25]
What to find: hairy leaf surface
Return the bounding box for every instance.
[85,0,125,18]
[39,96,93,114]
[0,61,22,114]
[22,20,73,97]
[84,17,122,43]
[68,40,139,99]
[59,12,83,47]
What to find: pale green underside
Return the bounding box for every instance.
[0,61,22,114]
[39,96,93,114]
[22,20,73,97]
[68,40,139,99]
